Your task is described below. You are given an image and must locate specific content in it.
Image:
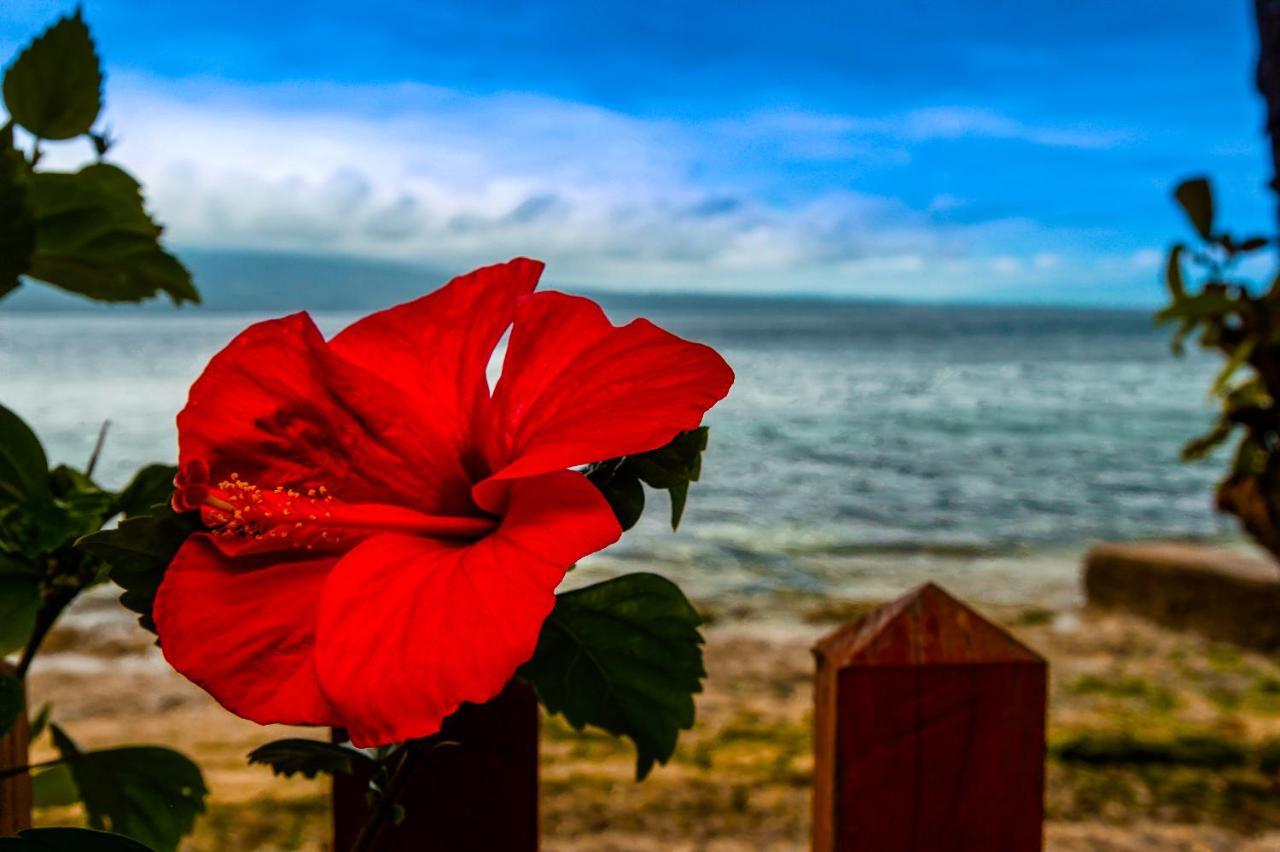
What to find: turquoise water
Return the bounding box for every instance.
[0,299,1232,607]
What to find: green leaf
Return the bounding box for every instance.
[586,464,646,530]
[247,738,376,779]
[1154,285,1235,325]
[0,828,153,851]
[1174,177,1214,240]
[110,465,176,518]
[586,428,710,531]
[0,573,39,656]
[0,127,35,294]
[77,507,202,632]
[28,163,198,304]
[0,496,91,560]
[1165,243,1186,299]
[31,762,80,807]
[0,461,114,559]
[1212,338,1256,396]
[2,10,102,140]
[0,403,49,502]
[1181,421,1234,462]
[521,573,705,780]
[50,725,206,852]
[0,670,22,739]
[49,465,114,537]
[1232,436,1268,476]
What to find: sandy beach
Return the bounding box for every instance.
[18,586,1280,851]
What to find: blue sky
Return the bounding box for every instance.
[0,1,1268,303]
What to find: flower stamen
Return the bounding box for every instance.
[177,465,497,551]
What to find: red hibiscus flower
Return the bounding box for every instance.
[153,258,733,747]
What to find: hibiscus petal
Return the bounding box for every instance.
[477,291,734,509]
[177,312,468,515]
[328,257,544,484]
[314,470,620,746]
[152,534,339,726]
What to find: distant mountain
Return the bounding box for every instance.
[0,248,895,315]
[1,249,459,312]
[0,247,1158,314]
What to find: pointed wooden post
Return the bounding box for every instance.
[332,679,539,851]
[812,583,1046,852]
[0,663,32,835]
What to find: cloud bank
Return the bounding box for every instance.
[37,75,1153,300]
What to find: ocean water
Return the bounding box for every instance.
[0,299,1233,609]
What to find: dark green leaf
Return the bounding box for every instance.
[28,164,197,304]
[586,464,646,530]
[0,573,39,656]
[50,724,206,852]
[0,552,37,575]
[2,10,102,140]
[0,828,153,851]
[49,465,100,498]
[31,762,79,807]
[247,738,375,779]
[1165,243,1185,299]
[0,403,48,502]
[586,428,710,531]
[110,465,176,518]
[0,128,35,293]
[49,465,114,536]
[0,671,22,739]
[521,573,705,780]
[1174,177,1214,240]
[0,496,91,559]
[77,507,202,632]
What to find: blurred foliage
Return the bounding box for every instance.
[0,10,202,851]
[45,725,206,852]
[1,9,195,305]
[1157,176,1280,560]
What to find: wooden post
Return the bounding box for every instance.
[0,663,32,835]
[812,582,1046,852]
[332,679,539,851]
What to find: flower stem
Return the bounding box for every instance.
[348,740,429,852]
[15,587,77,679]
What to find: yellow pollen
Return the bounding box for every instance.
[199,475,496,546]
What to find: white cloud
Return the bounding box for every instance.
[1128,248,1164,270]
[894,107,1128,149]
[31,76,1135,297]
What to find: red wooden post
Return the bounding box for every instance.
[332,679,539,851]
[0,663,32,835]
[811,582,1046,852]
